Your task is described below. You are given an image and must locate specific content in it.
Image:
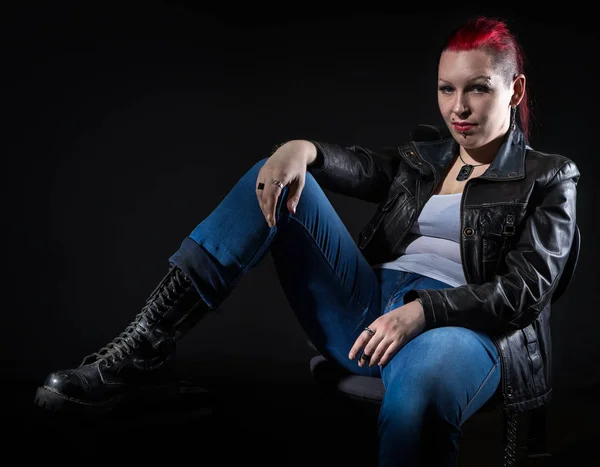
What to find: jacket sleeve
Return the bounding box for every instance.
[403,160,580,333]
[306,140,401,203]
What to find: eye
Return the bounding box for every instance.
[471,85,491,93]
[438,86,453,94]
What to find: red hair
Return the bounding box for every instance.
[442,17,531,141]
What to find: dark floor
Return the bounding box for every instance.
[7,371,600,467]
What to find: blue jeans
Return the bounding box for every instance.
[168,158,500,466]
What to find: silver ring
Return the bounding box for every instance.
[364,327,374,337]
[271,179,284,190]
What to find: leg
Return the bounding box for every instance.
[377,275,501,467]
[36,157,391,413]
[169,157,397,375]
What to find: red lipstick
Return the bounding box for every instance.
[453,122,476,131]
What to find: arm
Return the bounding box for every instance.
[302,140,401,203]
[403,160,580,333]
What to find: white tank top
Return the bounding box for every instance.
[372,192,467,287]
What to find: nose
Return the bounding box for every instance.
[452,93,470,116]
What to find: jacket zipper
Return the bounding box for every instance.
[459,180,471,285]
[496,215,517,403]
[414,177,421,229]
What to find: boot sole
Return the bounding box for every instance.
[33,382,180,417]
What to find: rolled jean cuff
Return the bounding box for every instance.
[168,236,230,311]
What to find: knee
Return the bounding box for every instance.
[378,391,430,440]
[402,327,479,395]
[379,329,476,417]
[380,396,426,423]
[386,327,498,420]
[379,377,456,434]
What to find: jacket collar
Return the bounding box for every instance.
[410,125,528,181]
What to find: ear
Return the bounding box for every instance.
[511,73,526,106]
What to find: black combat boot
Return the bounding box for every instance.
[34,263,210,415]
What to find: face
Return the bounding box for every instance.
[438,48,524,149]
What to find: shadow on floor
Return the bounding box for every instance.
[7,372,600,467]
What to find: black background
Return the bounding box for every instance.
[4,1,599,399]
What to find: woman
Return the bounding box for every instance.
[35,16,579,467]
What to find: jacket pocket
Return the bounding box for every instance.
[479,212,520,279]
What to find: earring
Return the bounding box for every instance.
[510,106,517,131]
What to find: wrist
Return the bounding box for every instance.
[411,298,426,332]
[279,140,318,166]
[300,140,318,166]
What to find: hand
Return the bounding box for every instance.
[348,300,426,368]
[256,140,316,227]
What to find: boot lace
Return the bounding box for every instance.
[81,267,191,368]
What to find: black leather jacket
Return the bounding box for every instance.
[307,125,580,414]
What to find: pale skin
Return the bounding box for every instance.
[255,47,526,368]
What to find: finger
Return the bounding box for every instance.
[264,181,284,227]
[378,341,402,367]
[360,334,385,367]
[257,194,269,226]
[256,172,273,226]
[348,328,374,360]
[256,174,266,212]
[256,180,265,204]
[368,338,390,367]
[286,175,305,214]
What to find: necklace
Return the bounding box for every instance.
[456,152,487,181]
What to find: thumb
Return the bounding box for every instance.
[287,177,305,214]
